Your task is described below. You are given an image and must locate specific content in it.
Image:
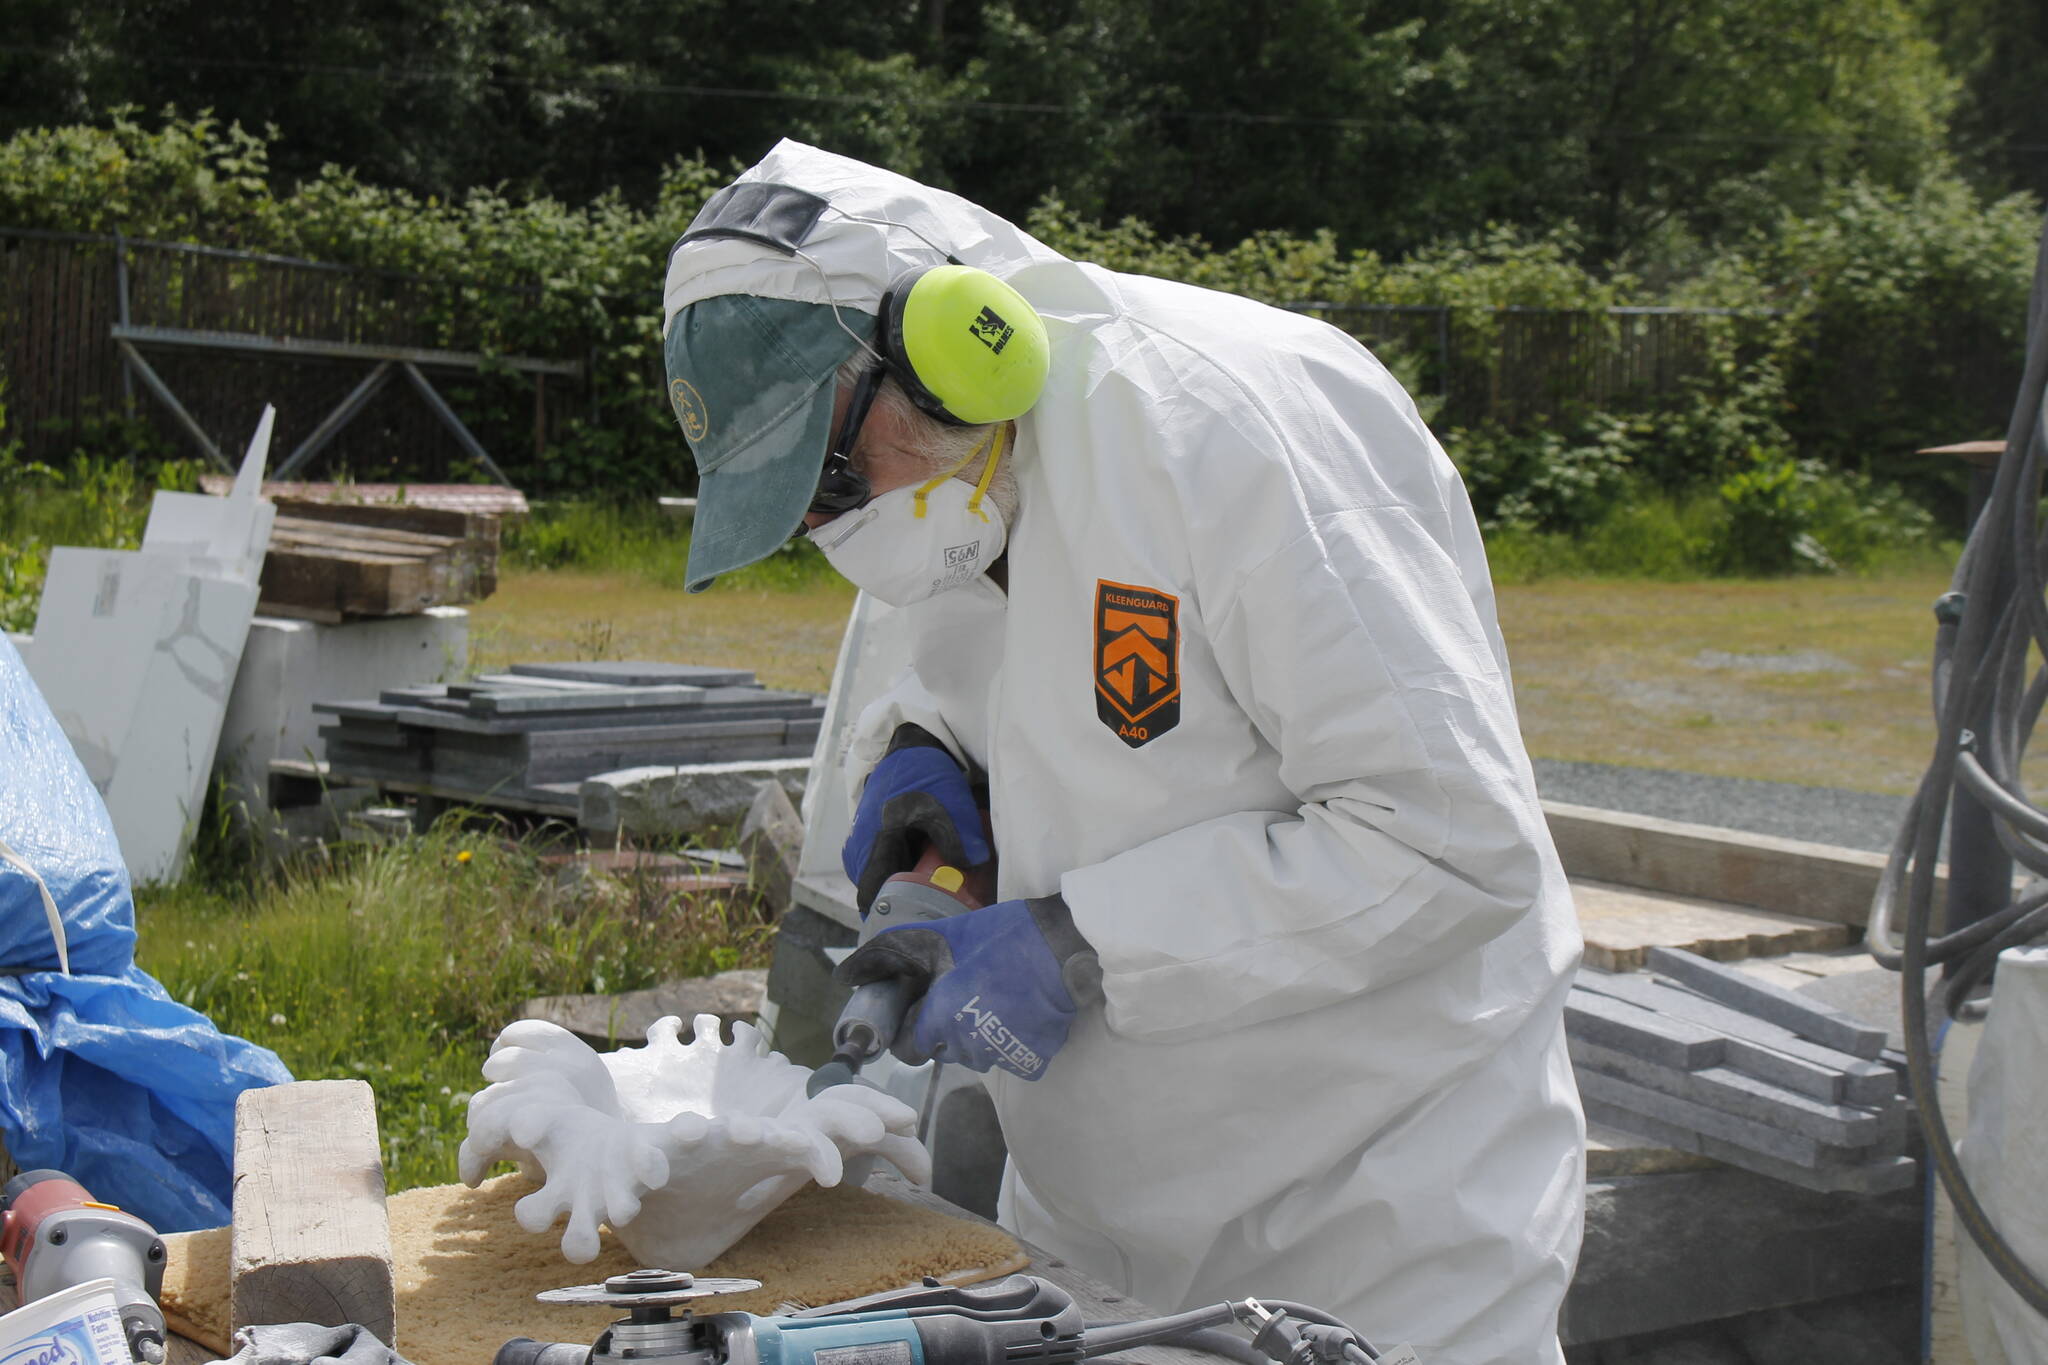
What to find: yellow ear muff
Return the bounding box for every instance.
[879,265,1049,426]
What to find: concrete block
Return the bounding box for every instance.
[1562,1165,1920,1343]
[218,607,467,827]
[1647,946,1886,1058]
[579,758,810,838]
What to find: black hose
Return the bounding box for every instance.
[1870,207,2048,1314]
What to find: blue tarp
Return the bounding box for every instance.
[0,634,291,1230]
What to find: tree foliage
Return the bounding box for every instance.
[0,0,2010,259]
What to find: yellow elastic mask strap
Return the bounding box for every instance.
[910,428,999,520]
[964,423,1008,523]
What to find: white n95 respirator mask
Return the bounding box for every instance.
[808,429,1009,608]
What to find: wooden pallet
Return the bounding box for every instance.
[1573,878,1851,972]
[258,515,479,620]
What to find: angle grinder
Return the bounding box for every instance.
[499,1267,1402,1365]
[499,1268,1084,1365]
[807,846,994,1098]
[0,1170,168,1365]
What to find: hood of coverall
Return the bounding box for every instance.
[663,141,1073,592]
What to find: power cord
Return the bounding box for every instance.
[1082,1298,1381,1364]
[1867,208,2048,1314]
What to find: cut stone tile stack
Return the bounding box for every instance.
[1567,945,1915,1194]
[315,660,823,813]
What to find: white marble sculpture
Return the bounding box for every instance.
[459,1012,932,1268]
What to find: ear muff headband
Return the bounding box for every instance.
[879,265,1050,426]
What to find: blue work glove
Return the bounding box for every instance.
[843,725,991,914]
[834,895,1103,1080]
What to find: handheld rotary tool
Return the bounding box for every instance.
[808,847,991,1098]
[0,1170,168,1365]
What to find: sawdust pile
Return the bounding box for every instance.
[159,1174,1027,1365]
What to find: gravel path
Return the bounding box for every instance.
[1532,758,1912,854]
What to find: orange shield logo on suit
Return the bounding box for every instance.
[1095,580,1181,748]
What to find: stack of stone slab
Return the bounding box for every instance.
[315,661,823,813]
[1568,945,1915,1195]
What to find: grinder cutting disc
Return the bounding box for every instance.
[537,1268,763,1307]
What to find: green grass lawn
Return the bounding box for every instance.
[135,824,775,1191]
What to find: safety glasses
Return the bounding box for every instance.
[808,363,884,518]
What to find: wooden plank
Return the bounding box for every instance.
[1545,800,1921,929]
[231,1079,396,1343]
[1572,878,1848,972]
[270,519,464,555]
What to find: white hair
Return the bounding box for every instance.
[835,356,1019,524]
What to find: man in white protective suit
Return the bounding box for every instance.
[660,140,1585,1365]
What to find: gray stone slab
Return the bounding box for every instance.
[579,759,812,838]
[465,684,710,714]
[1582,1099,1920,1197]
[530,737,812,785]
[1569,1039,1883,1146]
[1576,970,1897,1103]
[332,697,813,737]
[1647,946,1887,1058]
[1794,968,1910,1054]
[1564,1164,1920,1343]
[509,661,758,688]
[519,969,768,1046]
[1565,989,1727,1069]
[523,716,790,751]
[1575,1070,1835,1165]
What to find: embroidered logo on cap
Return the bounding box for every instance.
[1095,579,1181,748]
[670,378,709,443]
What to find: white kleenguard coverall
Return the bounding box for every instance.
[665,141,1586,1365]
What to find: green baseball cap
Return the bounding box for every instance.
[667,294,873,592]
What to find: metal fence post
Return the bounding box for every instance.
[113,230,134,412]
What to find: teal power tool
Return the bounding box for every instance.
[806,851,989,1099]
[496,1268,1396,1365]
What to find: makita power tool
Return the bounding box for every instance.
[497,1267,1410,1365]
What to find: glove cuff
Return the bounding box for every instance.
[885,723,955,759]
[1027,894,1103,1007]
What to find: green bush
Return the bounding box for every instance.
[1482,461,1938,582]
[1447,411,1642,534]
[0,112,2034,557]
[1707,447,1938,575]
